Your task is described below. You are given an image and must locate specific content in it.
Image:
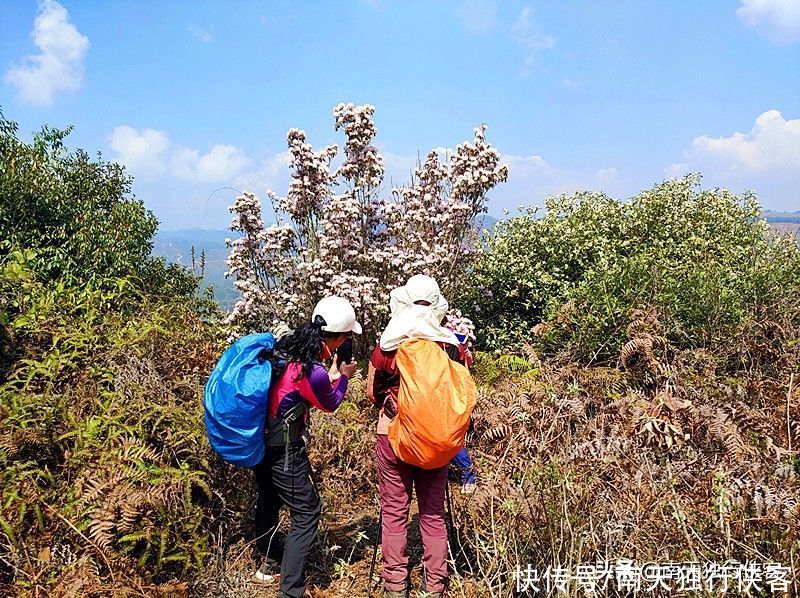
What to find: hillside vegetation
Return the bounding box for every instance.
[1,116,798,595]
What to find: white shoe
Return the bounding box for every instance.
[254,558,281,583]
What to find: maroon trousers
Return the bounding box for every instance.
[376,434,449,593]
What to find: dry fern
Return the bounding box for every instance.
[484,422,513,442]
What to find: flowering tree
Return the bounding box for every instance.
[226,103,507,348]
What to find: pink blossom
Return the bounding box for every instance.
[225,104,506,342]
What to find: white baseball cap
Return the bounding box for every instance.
[312,296,363,334]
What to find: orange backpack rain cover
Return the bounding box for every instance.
[388,339,477,469]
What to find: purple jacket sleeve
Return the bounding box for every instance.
[302,364,349,412]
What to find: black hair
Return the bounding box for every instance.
[273,315,338,381]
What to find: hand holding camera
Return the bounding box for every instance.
[336,338,357,379]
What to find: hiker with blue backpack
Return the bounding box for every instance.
[204,295,360,598]
[253,296,359,595]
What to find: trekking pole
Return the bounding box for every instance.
[444,482,461,567]
[445,481,455,538]
[367,508,382,597]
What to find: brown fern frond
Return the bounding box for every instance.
[518,435,538,453]
[626,307,663,338]
[80,472,128,505]
[506,404,529,422]
[559,395,587,419]
[521,342,541,365]
[484,423,513,442]
[782,496,799,521]
[691,405,748,458]
[117,437,160,464]
[86,519,115,549]
[620,337,654,369]
[532,322,551,336]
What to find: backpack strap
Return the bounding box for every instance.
[266,401,309,471]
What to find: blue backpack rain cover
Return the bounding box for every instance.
[204,332,275,467]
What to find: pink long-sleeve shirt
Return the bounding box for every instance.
[268,362,348,421]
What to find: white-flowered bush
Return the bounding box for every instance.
[470,175,800,362]
[226,103,508,348]
[444,309,477,345]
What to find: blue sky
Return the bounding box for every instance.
[1,0,799,230]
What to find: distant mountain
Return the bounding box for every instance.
[153,215,505,310]
[154,211,796,310]
[474,213,499,229]
[763,210,800,224]
[153,228,231,251]
[153,229,239,310]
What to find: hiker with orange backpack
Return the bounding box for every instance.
[367,275,477,598]
[253,296,361,597]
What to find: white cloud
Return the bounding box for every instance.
[489,153,635,214]
[381,151,418,186]
[188,24,213,43]
[687,110,800,173]
[233,151,292,195]
[108,126,171,180]
[107,126,259,228]
[502,153,570,194]
[455,0,498,34]
[512,5,556,77]
[384,149,624,214]
[108,125,250,184]
[595,167,619,183]
[504,153,551,173]
[173,144,250,183]
[4,0,89,106]
[666,110,800,210]
[664,162,689,178]
[737,0,800,45]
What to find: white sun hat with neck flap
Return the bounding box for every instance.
[388,274,449,320]
[380,275,457,351]
[312,296,363,334]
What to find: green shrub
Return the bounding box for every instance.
[0,113,230,592]
[0,111,196,298]
[470,175,800,363]
[0,253,238,590]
